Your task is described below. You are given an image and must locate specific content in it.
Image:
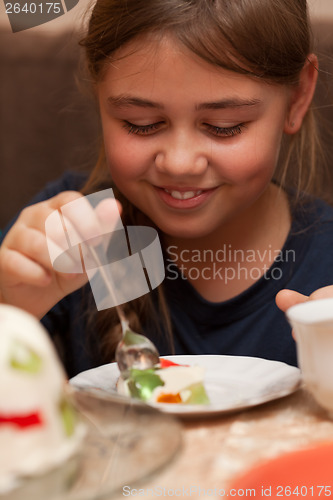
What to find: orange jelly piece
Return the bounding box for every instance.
[157,393,182,403]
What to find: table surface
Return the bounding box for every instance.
[110,388,333,499]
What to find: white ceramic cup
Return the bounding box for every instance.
[287,298,333,414]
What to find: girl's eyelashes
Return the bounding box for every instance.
[122,120,246,137]
[122,121,164,135]
[204,123,246,137]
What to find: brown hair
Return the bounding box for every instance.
[79,0,325,363]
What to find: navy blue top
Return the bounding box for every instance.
[2,171,333,377]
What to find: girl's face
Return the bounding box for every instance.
[97,35,292,239]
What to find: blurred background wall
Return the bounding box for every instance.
[309,0,333,19]
[0,1,98,230]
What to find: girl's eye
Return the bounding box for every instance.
[122,121,163,136]
[122,121,245,137]
[205,123,246,137]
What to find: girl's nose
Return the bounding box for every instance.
[154,132,208,177]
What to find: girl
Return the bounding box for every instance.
[1,0,333,378]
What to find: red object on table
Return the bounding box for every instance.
[230,442,333,498]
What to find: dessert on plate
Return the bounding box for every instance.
[117,358,210,404]
[0,304,85,493]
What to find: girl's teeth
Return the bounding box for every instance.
[165,190,202,200]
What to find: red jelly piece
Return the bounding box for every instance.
[0,412,43,429]
[159,358,189,368]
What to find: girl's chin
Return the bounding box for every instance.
[150,218,217,240]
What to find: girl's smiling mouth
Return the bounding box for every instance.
[164,188,203,200]
[154,185,218,209]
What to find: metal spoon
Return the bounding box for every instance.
[83,244,160,376]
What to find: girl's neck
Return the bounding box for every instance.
[163,183,291,302]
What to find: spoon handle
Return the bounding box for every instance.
[80,242,129,333]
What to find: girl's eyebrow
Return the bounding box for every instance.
[196,98,262,110]
[107,95,262,110]
[107,96,163,109]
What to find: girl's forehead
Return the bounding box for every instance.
[107,34,205,74]
[100,34,262,94]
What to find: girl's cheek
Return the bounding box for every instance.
[215,143,271,181]
[105,142,148,179]
[230,154,276,188]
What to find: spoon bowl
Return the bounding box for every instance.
[115,328,160,376]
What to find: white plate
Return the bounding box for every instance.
[70,355,301,418]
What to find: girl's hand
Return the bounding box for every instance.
[276,286,333,312]
[0,191,121,318]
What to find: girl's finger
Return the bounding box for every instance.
[58,193,120,246]
[0,248,52,287]
[94,198,123,231]
[275,289,308,313]
[309,286,333,301]
[7,226,56,271]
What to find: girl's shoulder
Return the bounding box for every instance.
[30,170,89,204]
[290,197,333,266]
[291,195,333,232]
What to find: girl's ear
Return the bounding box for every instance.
[284,54,318,135]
